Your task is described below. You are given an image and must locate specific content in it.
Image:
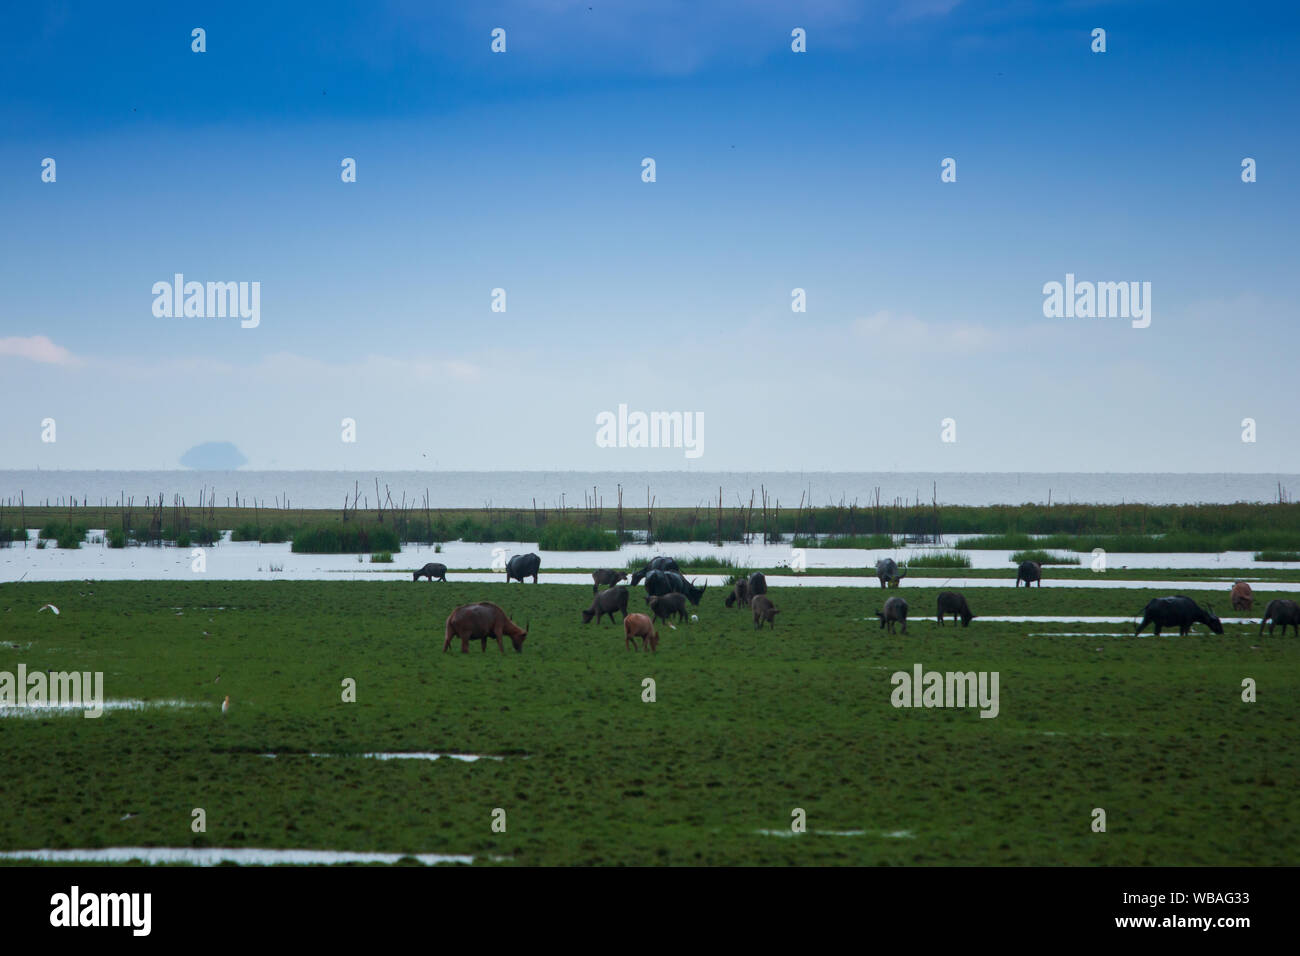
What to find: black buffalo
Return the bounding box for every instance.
[582,586,629,624]
[629,556,681,587]
[747,572,767,596]
[643,569,707,605]
[1259,599,1300,637]
[1135,595,1224,636]
[413,562,447,582]
[505,552,541,584]
[876,597,909,634]
[591,569,627,593]
[1016,561,1042,588]
[875,558,906,588]
[936,591,973,627]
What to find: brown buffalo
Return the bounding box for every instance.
[582,586,628,624]
[724,578,751,608]
[592,569,628,593]
[443,602,528,654]
[647,592,689,625]
[751,594,779,629]
[1230,581,1253,612]
[624,612,659,652]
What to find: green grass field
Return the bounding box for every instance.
[1,579,1296,865]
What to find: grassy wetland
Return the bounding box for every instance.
[1,575,1296,866]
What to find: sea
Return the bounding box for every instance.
[1,471,1295,510]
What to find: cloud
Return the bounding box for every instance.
[852,310,993,351]
[0,335,82,366]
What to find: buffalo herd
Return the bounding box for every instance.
[418,551,1293,652]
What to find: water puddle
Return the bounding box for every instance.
[260,752,505,762]
[756,828,914,839]
[0,847,475,866]
[0,699,208,719]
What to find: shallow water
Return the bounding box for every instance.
[4,532,1298,584]
[755,829,914,839]
[0,847,475,866]
[261,752,504,762]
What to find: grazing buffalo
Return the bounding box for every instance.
[644,569,707,605]
[1016,561,1042,588]
[413,562,447,582]
[629,556,681,587]
[875,558,907,588]
[624,613,659,652]
[443,602,529,653]
[747,572,768,596]
[724,578,751,608]
[1134,596,1224,637]
[751,594,779,629]
[505,552,541,584]
[936,591,974,627]
[646,592,689,625]
[1259,599,1300,637]
[1230,581,1254,612]
[876,597,909,633]
[582,586,628,624]
[591,569,628,593]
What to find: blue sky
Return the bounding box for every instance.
[1,0,1297,471]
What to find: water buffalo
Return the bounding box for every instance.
[413,562,447,582]
[582,586,628,624]
[644,569,707,605]
[591,569,627,593]
[747,572,768,596]
[875,558,907,588]
[629,556,681,587]
[724,578,751,608]
[624,612,659,652]
[936,591,974,627]
[1016,561,1042,588]
[1259,598,1300,637]
[1230,581,1254,612]
[1134,596,1224,636]
[876,597,908,633]
[646,592,689,625]
[443,602,529,653]
[751,594,779,629]
[505,552,541,584]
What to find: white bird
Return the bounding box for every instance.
[221,695,230,714]
[38,604,59,615]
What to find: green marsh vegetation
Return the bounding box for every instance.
[1010,550,1081,566]
[903,552,972,569]
[0,577,1293,865]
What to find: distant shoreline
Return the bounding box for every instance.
[2,470,1296,509]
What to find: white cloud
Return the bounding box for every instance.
[852,310,993,351]
[0,335,82,366]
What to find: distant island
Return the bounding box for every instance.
[179,442,248,470]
